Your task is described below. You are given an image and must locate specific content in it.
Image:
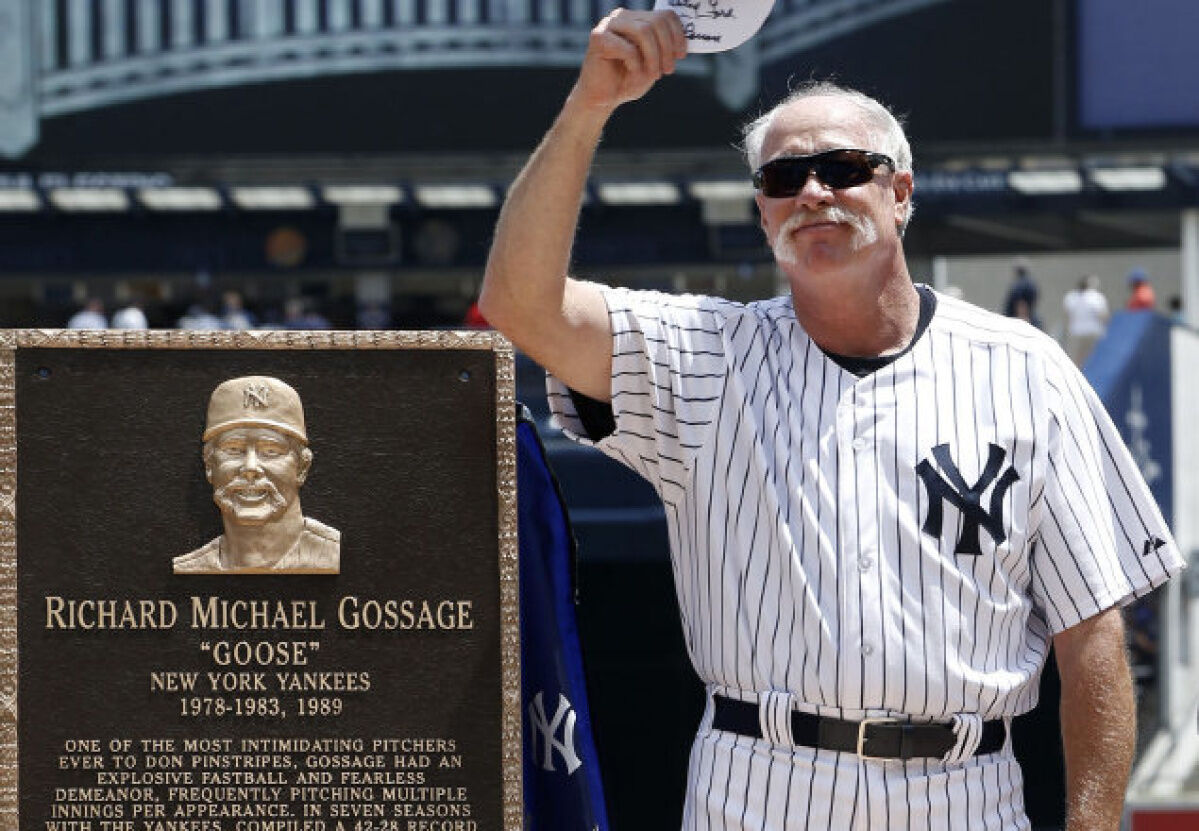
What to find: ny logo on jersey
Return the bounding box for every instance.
[916,443,1020,555]
[528,691,583,775]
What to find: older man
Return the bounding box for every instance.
[481,10,1182,830]
[173,375,340,574]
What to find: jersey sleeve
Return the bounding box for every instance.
[546,285,730,495]
[1029,349,1185,634]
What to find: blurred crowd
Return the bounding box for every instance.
[956,258,1188,367]
[55,261,1186,365]
[59,288,488,333]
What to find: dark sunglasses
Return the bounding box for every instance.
[753,148,896,197]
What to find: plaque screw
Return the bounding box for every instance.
[35,367,51,379]
[458,369,471,382]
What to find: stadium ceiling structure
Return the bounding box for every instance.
[0,0,951,158]
[2,0,1198,257]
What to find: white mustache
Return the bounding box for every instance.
[214,479,286,512]
[772,206,879,263]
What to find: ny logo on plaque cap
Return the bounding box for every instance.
[243,382,272,410]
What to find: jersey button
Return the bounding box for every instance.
[861,643,875,656]
[858,557,874,572]
[852,437,868,451]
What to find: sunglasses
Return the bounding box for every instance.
[753,148,896,198]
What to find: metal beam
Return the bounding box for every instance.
[1075,211,1180,245]
[943,215,1068,248]
[1184,209,1199,328]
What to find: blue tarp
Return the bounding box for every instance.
[518,409,610,830]
[1083,311,1175,527]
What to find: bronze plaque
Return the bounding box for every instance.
[0,330,520,831]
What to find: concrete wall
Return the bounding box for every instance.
[1166,325,1199,734]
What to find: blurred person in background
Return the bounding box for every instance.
[1167,295,1185,325]
[462,299,490,329]
[1003,257,1041,327]
[356,300,392,330]
[111,292,150,329]
[176,299,223,330]
[66,298,107,330]
[220,290,257,330]
[1010,296,1035,325]
[1125,268,1156,310]
[283,297,330,330]
[1062,274,1108,366]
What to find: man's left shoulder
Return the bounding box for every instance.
[291,517,341,573]
[931,289,1055,351]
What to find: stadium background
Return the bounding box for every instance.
[2,0,1197,828]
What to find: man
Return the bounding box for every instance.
[173,375,340,574]
[1126,268,1156,311]
[66,297,107,329]
[1063,275,1109,366]
[111,294,150,329]
[480,10,1183,830]
[220,290,257,330]
[1003,258,1041,327]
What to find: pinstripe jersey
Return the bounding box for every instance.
[547,284,1184,830]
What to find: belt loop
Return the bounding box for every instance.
[700,687,717,734]
[758,690,797,748]
[943,713,983,763]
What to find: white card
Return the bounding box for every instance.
[654,0,777,54]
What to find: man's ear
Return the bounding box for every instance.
[893,170,914,228]
[296,447,314,486]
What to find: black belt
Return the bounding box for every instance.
[712,694,1005,760]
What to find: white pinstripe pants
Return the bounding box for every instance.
[682,715,1031,830]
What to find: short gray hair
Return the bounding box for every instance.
[741,81,915,229]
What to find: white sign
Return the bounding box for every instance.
[655,0,777,54]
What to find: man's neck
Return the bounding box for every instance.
[788,257,921,359]
[219,505,306,569]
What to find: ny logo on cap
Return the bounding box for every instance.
[242,382,272,410]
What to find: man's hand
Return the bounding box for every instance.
[572,9,689,114]
[1054,606,1136,831]
[480,9,687,401]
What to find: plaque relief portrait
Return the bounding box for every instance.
[173,375,341,574]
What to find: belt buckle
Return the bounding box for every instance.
[856,717,901,760]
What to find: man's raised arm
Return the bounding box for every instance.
[479,9,687,402]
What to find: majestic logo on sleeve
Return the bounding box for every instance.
[916,443,1020,555]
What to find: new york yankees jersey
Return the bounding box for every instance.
[546,284,1184,830]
